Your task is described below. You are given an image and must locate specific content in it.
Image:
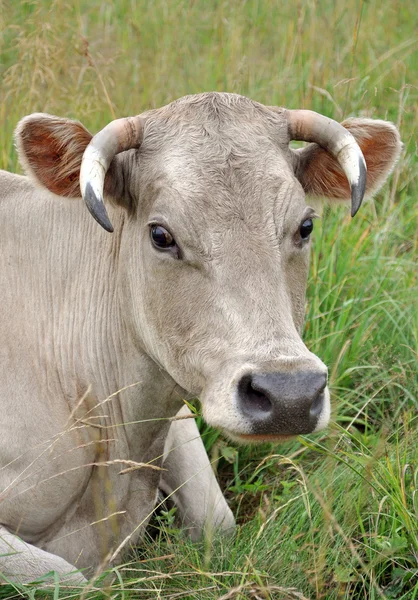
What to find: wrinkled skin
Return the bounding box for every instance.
[0,93,401,584]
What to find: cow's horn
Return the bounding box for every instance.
[287,109,367,217]
[80,116,144,232]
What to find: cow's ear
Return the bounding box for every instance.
[15,113,93,198]
[294,118,402,204]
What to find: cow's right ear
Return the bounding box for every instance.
[15,114,94,198]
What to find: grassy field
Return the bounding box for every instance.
[0,0,417,598]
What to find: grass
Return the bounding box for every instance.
[0,0,417,598]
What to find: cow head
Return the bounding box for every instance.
[15,93,401,442]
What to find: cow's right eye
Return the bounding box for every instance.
[150,225,178,253]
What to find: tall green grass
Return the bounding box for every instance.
[0,0,417,598]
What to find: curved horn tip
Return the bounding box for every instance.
[84,181,114,233]
[350,158,367,218]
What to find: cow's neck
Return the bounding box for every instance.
[17,191,184,461]
[61,214,185,462]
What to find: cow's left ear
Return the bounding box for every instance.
[293,118,402,204]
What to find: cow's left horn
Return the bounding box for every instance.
[80,116,144,232]
[287,110,367,217]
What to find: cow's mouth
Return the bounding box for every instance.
[223,430,296,444]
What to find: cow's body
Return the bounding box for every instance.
[0,93,401,584]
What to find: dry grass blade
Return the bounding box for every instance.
[51,511,127,543]
[113,459,166,474]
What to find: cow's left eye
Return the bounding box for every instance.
[300,218,313,239]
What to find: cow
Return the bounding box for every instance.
[0,92,401,585]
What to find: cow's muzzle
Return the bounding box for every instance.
[236,370,328,437]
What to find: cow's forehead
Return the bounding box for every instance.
[139,93,302,220]
[145,92,287,126]
[146,160,307,253]
[151,155,303,214]
[142,92,290,153]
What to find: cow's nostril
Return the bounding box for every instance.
[238,375,272,417]
[309,389,325,420]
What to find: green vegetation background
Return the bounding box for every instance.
[0,1,417,598]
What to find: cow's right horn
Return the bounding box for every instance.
[287,109,367,217]
[80,116,144,232]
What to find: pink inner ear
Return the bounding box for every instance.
[301,146,352,200]
[343,121,400,193]
[19,118,92,198]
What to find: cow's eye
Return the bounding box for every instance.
[300,218,313,240]
[150,225,176,250]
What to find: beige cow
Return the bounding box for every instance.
[0,93,401,584]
